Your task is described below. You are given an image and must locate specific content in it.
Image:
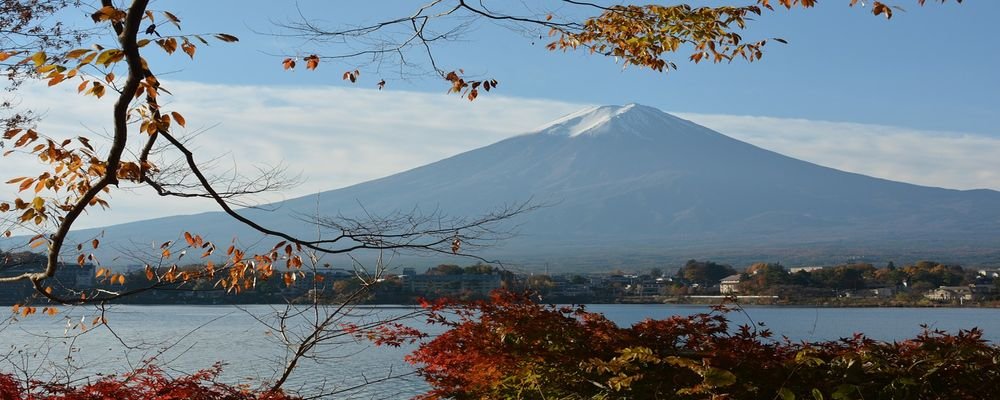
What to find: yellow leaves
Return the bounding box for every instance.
[91,5,126,23]
[30,196,44,211]
[64,48,91,59]
[547,3,783,73]
[0,51,17,62]
[95,268,125,285]
[35,64,57,75]
[78,51,98,65]
[145,265,155,281]
[95,49,124,66]
[29,51,46,66]
[19,208,40,224]
[29,236,48,248]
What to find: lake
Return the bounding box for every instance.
[2,304,998,398]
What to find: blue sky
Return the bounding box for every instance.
[3,0,1000,229]
[157,0,998,134]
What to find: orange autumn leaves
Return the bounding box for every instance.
[1,4,308,308]
[277,0,958,101]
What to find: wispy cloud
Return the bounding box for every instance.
[2,81,583,228]
[2,80,999,231]
[677,113,1000,191]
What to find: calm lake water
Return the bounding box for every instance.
[2,304,998,398]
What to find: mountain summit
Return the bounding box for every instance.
[536,103,690,137]
[38,104,1000,268]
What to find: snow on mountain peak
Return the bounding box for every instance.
[535,103,694,138]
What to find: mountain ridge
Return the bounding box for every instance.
[8,104,1000,270]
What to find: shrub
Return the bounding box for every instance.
[402,290,1000,399]
[0,363,299,400]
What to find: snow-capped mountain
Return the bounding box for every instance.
[22,104,1000,268]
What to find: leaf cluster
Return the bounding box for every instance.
[397,290,1000,399]
[0,362,299,399]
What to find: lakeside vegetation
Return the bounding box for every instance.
[380,291,1000,399]
[4,250,997,307]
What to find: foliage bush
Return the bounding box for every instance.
[401,291,1000,399]
[0,363,298,400]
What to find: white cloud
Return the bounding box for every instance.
[676,113,1000,191]
[2,80,999,233]
[1,81,584,229]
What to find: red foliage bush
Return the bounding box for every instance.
[0,363,299,400]
[401,290,1000,399]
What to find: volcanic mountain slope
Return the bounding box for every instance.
[30,104,1000,268]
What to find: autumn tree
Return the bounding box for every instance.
[0,0,964,314]
[678,259,737,285]
[0,0,968,396]
[0,0,534,310]
[278,0,961,98]
[394,290,999,399]
[0,0,525,395]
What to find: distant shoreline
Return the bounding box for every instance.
[5,299,997,309]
